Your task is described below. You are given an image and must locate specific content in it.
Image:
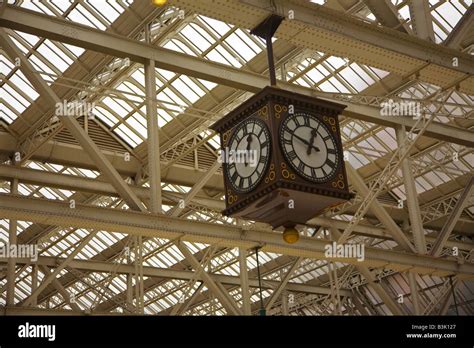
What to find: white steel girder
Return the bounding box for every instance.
[0,194,473,278]
[0,5,473,147]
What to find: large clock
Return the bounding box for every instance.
[225,118,271,193]
[211,86,353,241]
[280,112,339,183]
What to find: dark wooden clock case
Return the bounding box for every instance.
[211,86,353,229]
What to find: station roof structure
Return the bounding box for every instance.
[0,0,473,315]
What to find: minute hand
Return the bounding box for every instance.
[292,133,320,152]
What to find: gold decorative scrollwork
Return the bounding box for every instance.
[280,162,295,180]
[273,104,287,119]
[222,129,232,145]
[258,105,269,121]
[265,163,276,183]
[227,189,238,204]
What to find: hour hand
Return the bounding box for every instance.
[292,133,320,153]
[245,134,252,166]
[307,129,318,155]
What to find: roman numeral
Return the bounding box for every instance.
[261,140,269,148]
[288,150,297,160]
[298,161,305,172]
[242,126,248,135]
[311,168,317,178]
[294,117,301,126]
[303,117,310,126]
[231,171,238,182]
[326,158,336,168]
[283,125,293,134]
[327,148,336,155]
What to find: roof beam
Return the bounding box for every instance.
[169,161,221,217]
[408,0,435,42]
[444,5,473,49]
[22,230,97,307]
[363,0,410,33]
[1,5,472,147]
[176,241,242,315]
[264,257,304,311]
[0,256,346,296]
[39,265,82,312]
[1,162,472,240]
[0,163,223,210]
[329,225,404,315]
[430,177,474,257]
[236,0,473,74]
[0,29,147,213]
[346,163,416,253]
[1,194,473,277]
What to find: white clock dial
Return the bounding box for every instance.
[225,118,271,193]
[279,113,339,183]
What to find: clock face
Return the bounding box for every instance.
[279,112,339,183]
[225,118,271,193]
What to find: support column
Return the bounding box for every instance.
[134,236,144,314]
[144,24,162,214]
[408,271,421,315]
[6,177,18,306]
[138,236,144,314]
[30,264,38,307]
[395,127,427,254]
[126,247,133,311]
[396,126,427,254]
[281,290,289,315]
[408,0,435,42]
[239,248,251,315]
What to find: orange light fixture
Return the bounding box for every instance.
[283,226,299,244]
[151,0,167,7]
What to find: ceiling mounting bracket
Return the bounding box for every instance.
[250,14,285,86]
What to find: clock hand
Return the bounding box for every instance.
[292,133,320,153]
[245,134,252,167]
[307,129,317,155]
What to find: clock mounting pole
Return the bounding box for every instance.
[250,14,284,86]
